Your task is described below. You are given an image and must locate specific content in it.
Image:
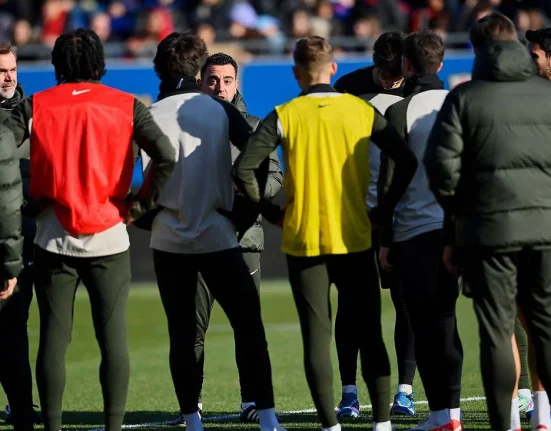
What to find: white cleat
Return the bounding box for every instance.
[408,419,436,431]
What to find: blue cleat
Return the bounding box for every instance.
[390,391,416,416]
[336,392,360,420]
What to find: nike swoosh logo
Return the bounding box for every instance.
[250,269,259,276]
[319,104,329,107]
[72,89,91,96]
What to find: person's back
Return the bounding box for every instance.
[437,40,551,249]
[392,88,448,242]
[276,92,378,256]
[234,36,418,431]
[425,13,551,431]
[150,92,237,253]
[31,82,135,237]
[147,32,286,431]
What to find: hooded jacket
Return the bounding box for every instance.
[0,124,23,281]
[0,84,35,244]
[425,40,551,250]
[231,90,283,252]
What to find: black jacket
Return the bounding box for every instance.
[0,124,23,281]
[0,84,35,243]
[231,90,283,252]
[425,40,551,250]
[378,73,445,246]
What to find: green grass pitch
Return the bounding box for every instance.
[0,280,527,430]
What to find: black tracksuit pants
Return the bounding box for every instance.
[153,248,275,415]
[33,247,131,431]
[394,230,464,412]
[463,246,551,431]
[287,249,391,428]
[0,239,35,431]
[195,251,261,405]
[335,231,416,389]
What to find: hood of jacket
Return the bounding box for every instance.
[472,40,537,82]
[0,83,24,111]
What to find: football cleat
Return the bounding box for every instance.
[391,392,416,416]
[336,392,360,420]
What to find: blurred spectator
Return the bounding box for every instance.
[289,8,312,38]
[41,0,70,46]
[353,15,382,40]
[126,6,175,58]
[13,20,34,46]
[90,12,112,42]
[310,0,344,38]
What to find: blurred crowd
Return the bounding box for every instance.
[1,0,551,60]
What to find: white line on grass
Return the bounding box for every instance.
[88,396,486,430]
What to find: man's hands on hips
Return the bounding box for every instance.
[0,278,17,300]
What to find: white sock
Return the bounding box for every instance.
[342,384,358,395]
[183,412,203,431]
[510,398,521,430]
[519,389,532,399]
[258,407,280,429]
[241,401,256,410]
[397,384,413,395]
[198,402,203,412]
[373,420,393,431]
[449,407,461,421]
[321,425,341,431]
[533,391,551,429]
[429,409,450,426]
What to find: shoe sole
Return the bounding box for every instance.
[337,412,360,421]
[391,408,415,416]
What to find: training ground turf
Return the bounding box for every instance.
[0,280,527,430]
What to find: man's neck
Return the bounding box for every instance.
[372,67,403,90]
[301,79,331,91]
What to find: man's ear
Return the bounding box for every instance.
[437,62,443,73]
[330,62,338,77]
[236,78,239,89]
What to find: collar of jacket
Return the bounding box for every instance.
[232,89,248,116]
[157,74,201,101]
[403,73,444,97]
[0,83,24,112]
[300,83,337,96]
[472,40,537,82]
[231,90,261,130]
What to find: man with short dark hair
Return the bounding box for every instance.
[8,28,177,431]
[378,30,464,431]
[425,12,551,431]
[0,40,42,428]
[526,28,551,79]
[233,35,418,431]
[147,32,285,431]
[175,51,283,424]
[333,30,418,420]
